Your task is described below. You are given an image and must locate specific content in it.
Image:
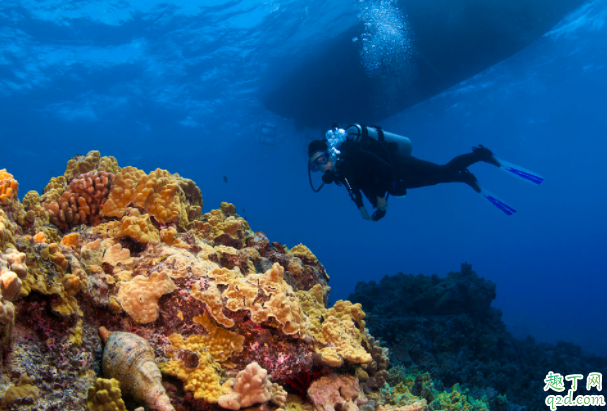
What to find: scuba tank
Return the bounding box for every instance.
[344,124,412,162]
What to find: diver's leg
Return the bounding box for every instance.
[445,145,500,171]
[398,156,481,192]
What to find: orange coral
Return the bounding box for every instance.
[160,227,189,248]
[46,170,115,231]
[114,214,160,243]
[60,233,81,250]
[132,169,182,223]
[0,170,18,204]
[101,166,146,218]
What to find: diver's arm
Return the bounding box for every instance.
[341,178,373,221]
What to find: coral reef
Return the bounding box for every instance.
[349,263,607,410]
[0,154,497,411]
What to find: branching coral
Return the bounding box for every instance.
[46,170,115,231]
[219,362,274,410]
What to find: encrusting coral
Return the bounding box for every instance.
[2,373,40,405]
[0,153,498,411]
[117,270,176,323]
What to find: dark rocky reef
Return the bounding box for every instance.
[348,263,607,411]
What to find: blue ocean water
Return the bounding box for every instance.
[1,0,605,360]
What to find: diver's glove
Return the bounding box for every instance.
[359,207,373,221]
[372,208,387,221]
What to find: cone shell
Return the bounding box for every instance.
[100,327,175,411]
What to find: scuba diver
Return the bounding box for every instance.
[308,124,544,221]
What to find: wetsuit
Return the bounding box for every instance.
[327,136,486,219]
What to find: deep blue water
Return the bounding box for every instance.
[1,0,606,357]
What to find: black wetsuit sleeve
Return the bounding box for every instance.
[345,144,394,203]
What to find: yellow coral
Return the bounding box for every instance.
[161,333,229,403]
[117,271,176,323]
[0,210,16,250]
[0,169,19,204]
[318,301,371,366]
[160,227,189,248]
[98,155,121,175]
[296,286,372,367]
[288,244,319,264]
[3,373,40,404]
[64,150,101,181]
[86,378,127,411]
[191,284,235,328]
[192,312,244,361]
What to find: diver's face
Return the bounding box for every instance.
[310,151,333,173]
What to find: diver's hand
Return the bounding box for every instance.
[359,207,373,221]
[372,208,386,221]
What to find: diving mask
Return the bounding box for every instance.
[309,152,330,172]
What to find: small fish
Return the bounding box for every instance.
[205,145,210,149]
[223,176,228,183]
[242,208,246,212]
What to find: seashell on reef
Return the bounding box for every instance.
[99,327,175,411]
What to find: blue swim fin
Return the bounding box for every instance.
[493,157,544,185]
[479,187,517,216]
